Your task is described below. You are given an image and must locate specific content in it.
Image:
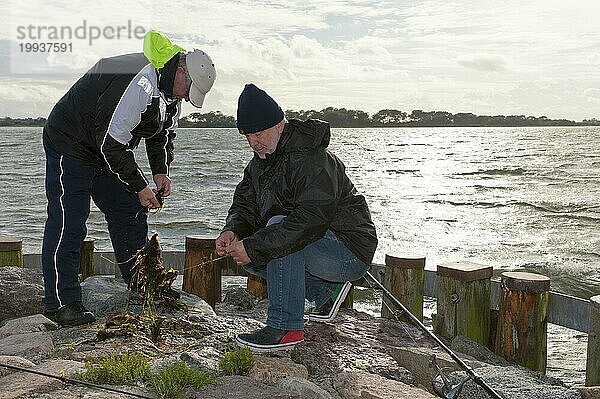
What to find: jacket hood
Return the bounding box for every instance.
[279,118,331,153]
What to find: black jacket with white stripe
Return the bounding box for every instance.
[43,52,181,193]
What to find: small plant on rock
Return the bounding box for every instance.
[79,352,151,385]
[219,347,254,376]
[148,361,215,398]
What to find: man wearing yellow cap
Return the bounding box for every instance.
[41,31,216,326]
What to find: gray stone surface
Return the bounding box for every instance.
[192,375,301,398]
[333,371,439,399]
[289,311,417,386]
[223,286,256,310]
[249,354,309,385]
[0,267,44,322]
[0,331,54,357]
[0,314,57,339]
[578,386,600,399]
[451,335,511,366]
[448,365,581,399]
[0,359,84,399]
[81,275,215,317]
[277,377,334,399]
[0,355,36,377]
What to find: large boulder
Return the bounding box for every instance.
[80,275,215,317]
[0,314,57,339]
[249,355,309,385]
[0,267,44,322]
[193,375,302,399]
[333,371,439,399]
[0,331,54,357]
[0,359,84,399]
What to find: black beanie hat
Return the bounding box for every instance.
[236,84,284,134]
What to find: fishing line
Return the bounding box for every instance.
[0,363,155,399]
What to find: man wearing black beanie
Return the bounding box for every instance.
[216,84,378,352]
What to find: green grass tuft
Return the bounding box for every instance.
[80,352,151,385]
[219,348,254,376]
[148,361,215,398]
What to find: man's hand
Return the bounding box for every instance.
[153,174,172,197]
[216,231,238,256]
[138,186,160,209]
[226,240,251,266]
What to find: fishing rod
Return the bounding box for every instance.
[0,362,155,399]
[364,271,505,399]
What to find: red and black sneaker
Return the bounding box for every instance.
[235,326,304,352]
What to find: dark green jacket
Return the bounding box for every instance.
[223,118,377,266]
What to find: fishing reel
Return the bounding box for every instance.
[429,354,470,399]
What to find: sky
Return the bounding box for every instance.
[0,0,599,121]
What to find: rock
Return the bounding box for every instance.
[578,386,600,399]
[0,332,54,357]
[223,287,256,310]
[192,375,301,398]
[290,314,414,385]
[333,371,439,399]
[0,267,44,322]
[451,335,511,366]
[448,365,582,399]
[249,355,309,385]
[277,377,334,399]
[389,345,486,392]
[0,359,84,399]
[0,314,57,339]
[182,346,224,372]
[0,356,36,377]
[80,275,215,318]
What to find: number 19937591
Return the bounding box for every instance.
[18,42,73,52]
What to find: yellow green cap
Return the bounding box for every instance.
[143,30,185,69]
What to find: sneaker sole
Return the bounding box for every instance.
[309,281,352,323]
[235,336,303,353]
[57,315,96,327]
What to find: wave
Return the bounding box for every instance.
[425,199,600,214]
[149,220,213,228]
[385,169,420,175]
[542,213,600,223]
[456,167,525,176]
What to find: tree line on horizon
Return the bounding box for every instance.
[2,108,599,128]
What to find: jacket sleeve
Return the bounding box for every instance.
[97,73,153,193]
[223,165,261,239]
[145,100,180,176]
[243,151,341,266]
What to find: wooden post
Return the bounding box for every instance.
[0,236,23,267]
[79,237,95,281]
[495,271,550,373]
[586,295,600,386]
[381,254,425,322]
[433,261,492,347]
[183,235,222,309]
[247,274,268,300]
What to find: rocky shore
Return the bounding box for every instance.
[0,266,597,399]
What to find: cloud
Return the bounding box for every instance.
[1,0,600,120]
[457,54,507,72]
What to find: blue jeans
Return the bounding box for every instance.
[42,137,148,310]
[244,216,369,330]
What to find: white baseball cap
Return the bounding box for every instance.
[186,50,216,108]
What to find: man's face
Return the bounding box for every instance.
[244,122,283,159]
[172,65,191,101]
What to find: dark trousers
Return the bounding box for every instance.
[42,138,148,311]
